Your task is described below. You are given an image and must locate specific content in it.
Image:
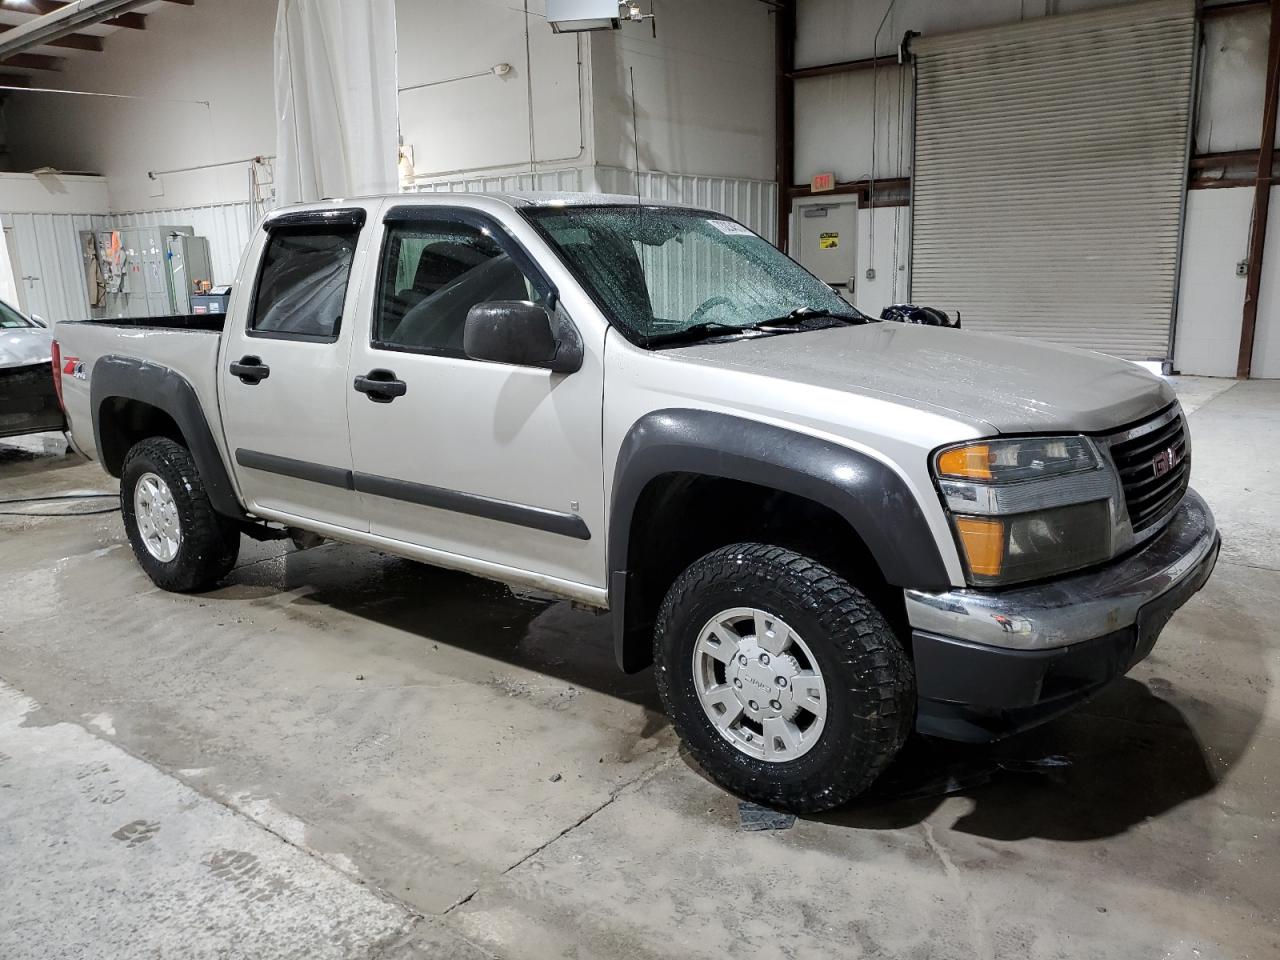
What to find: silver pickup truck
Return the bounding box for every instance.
[53,192,1220,812]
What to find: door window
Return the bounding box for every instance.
[374,219,545,356]
[249,227,359,342]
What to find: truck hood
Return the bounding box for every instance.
[0,326,53,369]
[675,322,1174,434]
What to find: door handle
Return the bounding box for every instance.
[230,355,270,385]
[354,368,407,403]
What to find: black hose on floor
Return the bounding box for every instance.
[0,491,120,517]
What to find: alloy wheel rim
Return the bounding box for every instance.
[692,607,827,762]
[133,472,181,563]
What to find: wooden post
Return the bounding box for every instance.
[1236,0,1280,378]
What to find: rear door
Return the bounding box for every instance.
[343,202,606,592]
[219,207,372,532]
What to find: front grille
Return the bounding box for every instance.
[1107,406,1190,534]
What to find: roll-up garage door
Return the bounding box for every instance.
[910,0,1195,360]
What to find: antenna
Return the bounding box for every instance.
[629,65,641,206]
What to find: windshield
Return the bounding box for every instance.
[0,301,34,329]
[522,205,866,345]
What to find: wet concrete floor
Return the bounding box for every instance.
[0,378,1276,958]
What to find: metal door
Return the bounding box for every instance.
[792,197,858,304]
[344,203,606,593]
[911,0,1195,359]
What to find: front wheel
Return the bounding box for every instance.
[653,543,914,813]
[120,437,240,592]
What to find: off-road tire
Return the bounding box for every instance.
[654,543,914,813]
[120,437,240,592]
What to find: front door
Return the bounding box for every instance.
[793,197,858,305]
[344,204,605,593]
[218,207,371,532]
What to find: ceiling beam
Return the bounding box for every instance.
[0,24,103,52]
[0,1,152,58]
[1202,0,1269,19]
[11,2,147,31]
[0,52,63,70]
[788,53,900,81]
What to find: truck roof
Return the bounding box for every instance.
[266,191,691,219]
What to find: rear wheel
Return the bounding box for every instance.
[120,437,239,591]
[654,543,914,813]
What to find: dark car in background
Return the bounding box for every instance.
[0,299,64,440]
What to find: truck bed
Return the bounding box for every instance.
[78,314,227,333]
[54,316,225,463]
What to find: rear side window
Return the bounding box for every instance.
[249,227,359,341]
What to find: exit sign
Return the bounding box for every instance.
[811,172,835,193]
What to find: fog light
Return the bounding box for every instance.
[955,501,1112,585]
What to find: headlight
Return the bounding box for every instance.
[933,437,1116,587]
[935,436,1098,483]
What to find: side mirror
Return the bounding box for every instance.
[463,300,582,373]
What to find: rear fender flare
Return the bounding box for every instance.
[90,355,245,519]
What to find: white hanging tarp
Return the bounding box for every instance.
[274,0,399,205]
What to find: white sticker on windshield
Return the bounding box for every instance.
[708,220,753,236]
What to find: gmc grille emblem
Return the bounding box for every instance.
[1151,446,1181,478]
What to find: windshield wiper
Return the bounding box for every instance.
[642,321,761,348]
[643,307,874,348]
[755,307,871,327]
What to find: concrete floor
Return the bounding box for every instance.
[0,376,1276,960]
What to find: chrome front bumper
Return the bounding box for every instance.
[905,489,1219,652]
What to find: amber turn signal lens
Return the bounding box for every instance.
[936,444,992,480]
[954,516,1005,577]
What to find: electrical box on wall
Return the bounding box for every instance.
[79,226,214,320]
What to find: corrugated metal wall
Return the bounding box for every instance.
[591,166,778,243]
[4,213,98,325]
[410,164,778,243]
[409,166,589,196]
[6,167,777,325]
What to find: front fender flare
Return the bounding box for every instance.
[608,409,950,672]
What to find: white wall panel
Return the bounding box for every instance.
[1172,187,1251,377]
[795,0,1137,68]
[1249,186,1280,379]
[396,0,585,177]
[1196,8,1271,154]
[855,206,912,316]
[590,0,775,181]
[795,66,912,185]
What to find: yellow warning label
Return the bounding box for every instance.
[819,232,839,249]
